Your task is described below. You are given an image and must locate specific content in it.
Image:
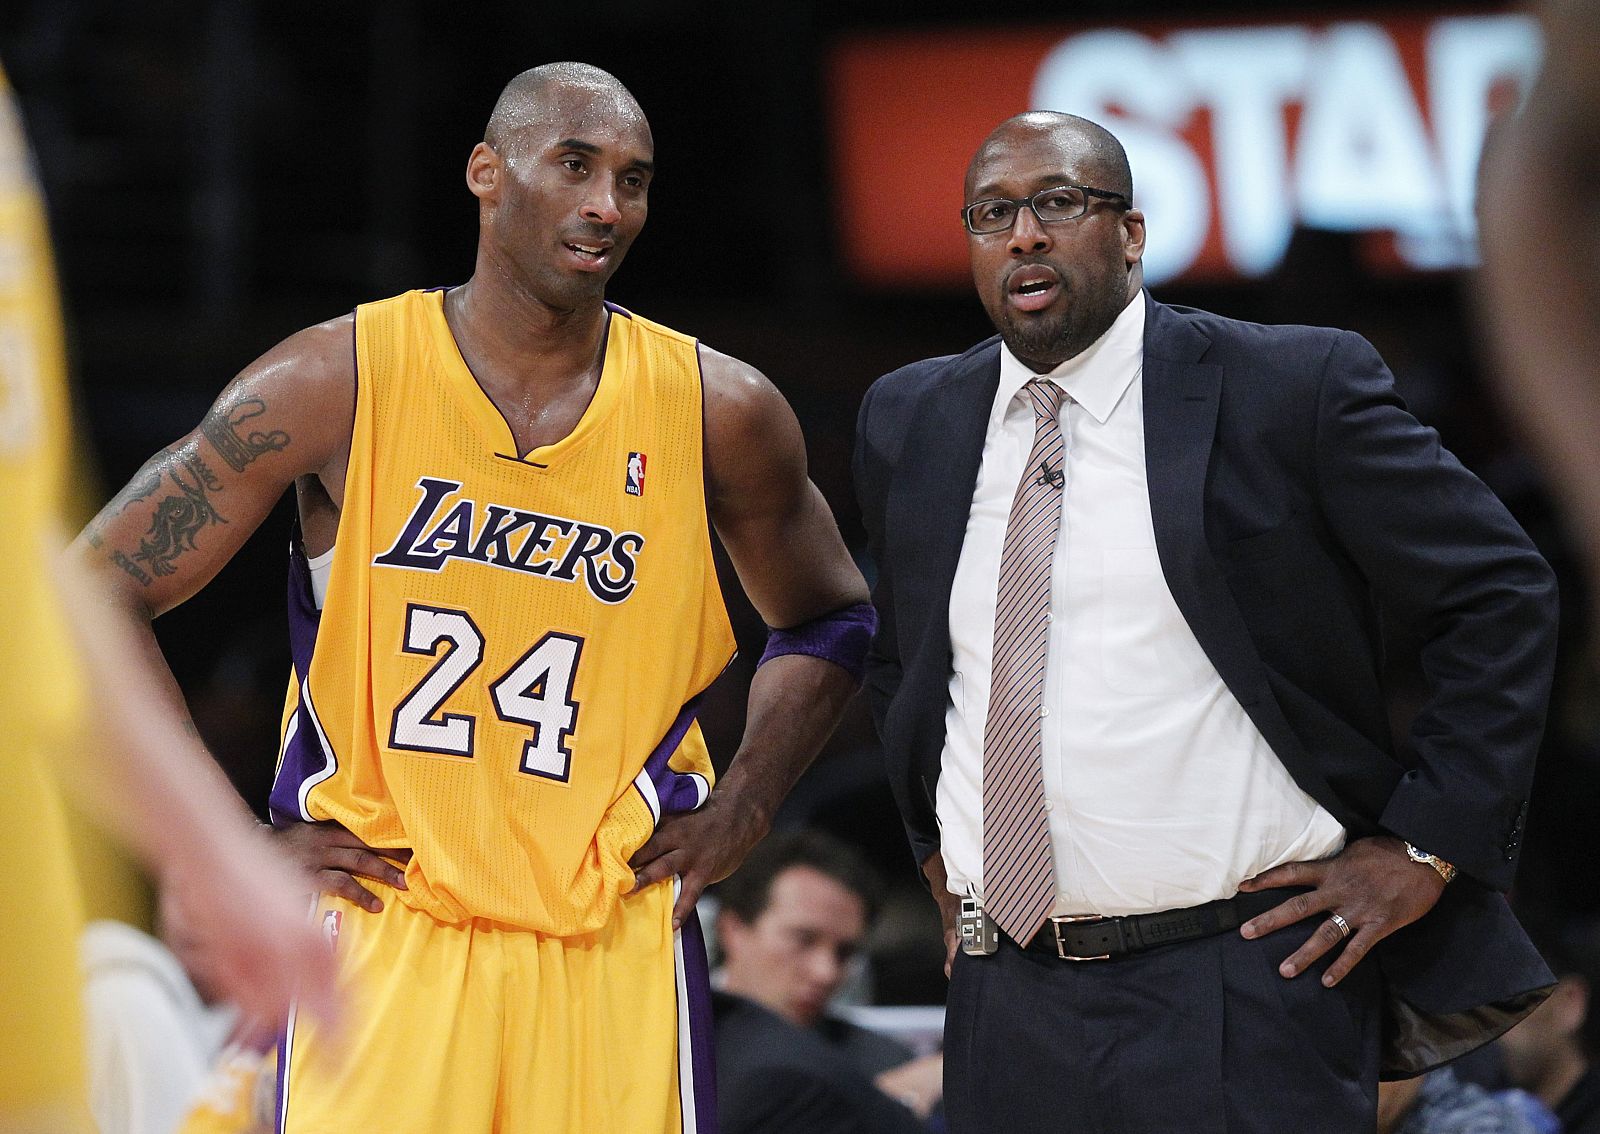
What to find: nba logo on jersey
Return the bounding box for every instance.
[322,909,342,947]
[625,451,647,497]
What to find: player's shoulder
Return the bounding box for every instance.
[602,300,699,350]
[247,311,357,391]
[217,311,358,470]
[695,340,772,409]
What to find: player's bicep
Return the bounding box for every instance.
[76,319,354,617]
[701,347,866,627]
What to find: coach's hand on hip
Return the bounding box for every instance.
[1236,835,1447,987]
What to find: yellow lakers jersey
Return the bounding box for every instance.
[0,61,92,1121]
[272,289,736,935]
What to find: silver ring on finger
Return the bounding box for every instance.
[1328,912,1352,939]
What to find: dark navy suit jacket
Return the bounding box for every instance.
[852,294,1558,1076]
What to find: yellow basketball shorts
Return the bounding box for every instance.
[276,878,715,1133]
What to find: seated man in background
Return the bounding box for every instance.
[713,828,940,1131]
[1498,921,1600,1134]
[1376,1069,1542,1134]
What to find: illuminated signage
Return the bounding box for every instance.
[827,14,1540,287]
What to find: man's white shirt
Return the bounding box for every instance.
[936,292,1345,916]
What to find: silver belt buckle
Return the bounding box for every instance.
[1050,913,1112,961]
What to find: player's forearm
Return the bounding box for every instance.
[55,545,260,869]
[712,654,860,826]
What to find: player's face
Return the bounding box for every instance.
[721,866,868,1029]
[481,88,654,309]
[965,125,1144,371]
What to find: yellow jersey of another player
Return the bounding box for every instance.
[270,289,736,935]
[0,60,92,1126]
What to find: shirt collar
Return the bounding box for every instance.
[995,291,1145,426]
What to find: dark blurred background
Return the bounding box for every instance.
[5,0,1593,1004]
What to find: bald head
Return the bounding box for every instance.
[965,112,1132,202]
[485,63,649,153]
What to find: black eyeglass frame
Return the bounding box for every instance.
[961,183,1131,235]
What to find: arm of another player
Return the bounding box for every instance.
[56,549,338,1032]
[629,346,872,927]
[62,317,358,1020]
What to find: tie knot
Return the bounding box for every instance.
[1025,379,1065,424]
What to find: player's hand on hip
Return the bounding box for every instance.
[1236,834,1448,987]
[272,819,411,913]
[628,788,770,930]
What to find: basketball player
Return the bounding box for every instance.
[2,62,333,1132]
[72,63,873,1132]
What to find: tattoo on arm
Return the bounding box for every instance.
[112,550,152,586]
[129,455,227,579]
[202,397,290,472]
[85,448,172,549]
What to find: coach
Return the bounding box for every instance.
[852,111,1558,1132]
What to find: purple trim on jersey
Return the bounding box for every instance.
[757,601,877,683]
[602,299,633,319]
[268,533,331,825]
[639,693,711,817]
[681,907,719,1134]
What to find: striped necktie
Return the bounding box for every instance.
[982,378,1067,946]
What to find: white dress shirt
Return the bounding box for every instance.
[936,293,1345,916]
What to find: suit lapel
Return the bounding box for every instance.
[1142,298,1341,816]
[1141,299,1257,697]
[889,338,1001,648]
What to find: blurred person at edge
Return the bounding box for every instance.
[1477,0,1600,625]
[714,829,934,1133]
[1497,924,1600,1134]
[0,60,334,1134]
[854,110,1557,1133]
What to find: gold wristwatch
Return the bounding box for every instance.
[1404,842,1458,884]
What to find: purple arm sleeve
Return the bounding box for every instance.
[757,601,878,684]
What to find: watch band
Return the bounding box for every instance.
[1404,841,1458,884]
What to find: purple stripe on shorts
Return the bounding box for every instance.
[681,906,719,1134]
[268,533,331,825]
[275,1018,289,1133]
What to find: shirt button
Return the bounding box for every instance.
[1040,706,1050,718]
[1043,800,1054,811]
[1044,611,1053,623]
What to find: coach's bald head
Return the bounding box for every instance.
[964,111,1132,203]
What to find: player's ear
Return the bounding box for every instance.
[466,142,500,201]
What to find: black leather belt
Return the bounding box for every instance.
[1008,890,1287,961]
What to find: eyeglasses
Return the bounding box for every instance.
[961,183,1130,235]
